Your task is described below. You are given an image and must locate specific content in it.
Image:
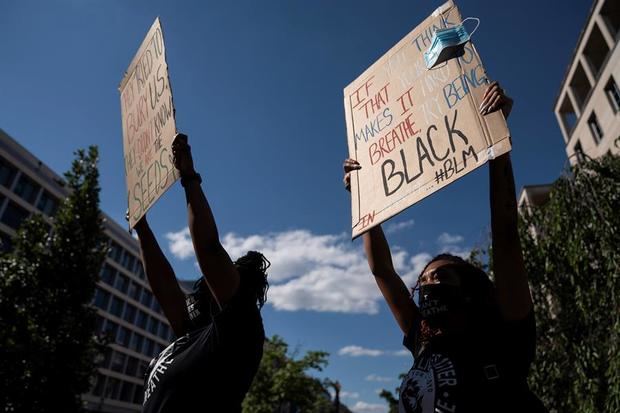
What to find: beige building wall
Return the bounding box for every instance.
[0,128,174,413]
[554,0,620,164]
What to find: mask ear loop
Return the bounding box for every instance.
[461,17,480,38]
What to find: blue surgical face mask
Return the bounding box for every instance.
[424,17,480,69]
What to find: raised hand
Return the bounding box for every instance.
[171,133,196,177]
[479,81,513,119]
[343,158,361,192]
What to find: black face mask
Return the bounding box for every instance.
[418,284,466,328]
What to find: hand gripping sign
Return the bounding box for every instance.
[344,0,511,239]
[119,18,179,229]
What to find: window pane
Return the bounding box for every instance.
[123,304,137,324]
[110,296,124,318]
[120,381,134,402]
[147,317,159,335]
[13,174,40,204]
[117,326,131,347]
[94,288,111,311]
[125,356,138,376]
[114,273,129,295]
[105,377,121,400]
[104,320,119,340]
[137,310,148,330]
[36,191,59,216]
[143,338,155,357]
[128,281,141,301]
[130,333,144,353]
[0,156,17,188]
[133,384,144,404]
[92,373,106,397]
[140,289,153,308]
[605,76,620,113]
[100,264,116,285]
[1,201,29,230]
[110,351,126,373]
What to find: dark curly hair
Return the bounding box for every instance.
[414,253,500,344]
[234,251,270,309]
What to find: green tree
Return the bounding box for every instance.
[0,147,108,412]
[519,154,620,413]
[243,335,333,413]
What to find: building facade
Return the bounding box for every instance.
[554,0,620,164]
[0,128,174,412]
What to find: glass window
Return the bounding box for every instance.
[110,296,124,318]
[105,377,121,400]
[136,310,148,330]
[128,281,141,301]
[92,373,106,397]
[100,264,116,285]
[143,338,155,357]
[1,201,29,230]
[158,323,170,341]
[0,156,17,188]
[36,191,59,216]
[120,381,134,402]
[117,326,131,347]
[125,356,139,376]
[110,351,126,373]
[94,315,105,333]
[0,232,13,253]
[137,360,148,377]
[93,288,111,311]
[588,112,604,144]
[104,320,119,340]
[147,317,159,336]
[130,333,144,353]
[574,141,586,164]
[605,76,620,113]
[114,273,129,294]
[13,174,40,204]
[108,241,123,263]
[133,384,144,404]
[151,300,161,314]
[123,304,137,324]
[100,347,113,369]
[135,263,145,280]
[140,289,153,308]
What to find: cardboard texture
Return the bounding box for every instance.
[344,0,511,239]
[119,18,178,229]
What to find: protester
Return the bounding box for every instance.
[343,82,548,413]
[132,134,268,412]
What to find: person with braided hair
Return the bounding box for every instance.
[132,133,269,412]
[343,83,547,413]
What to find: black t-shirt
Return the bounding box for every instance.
[142,280,264,413]
[398,312,548,413]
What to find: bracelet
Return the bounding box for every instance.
[180,172,202,188]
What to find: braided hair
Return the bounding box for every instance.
[234,251,270,309]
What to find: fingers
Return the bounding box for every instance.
[343,158,361,173]
[479,82,511,116]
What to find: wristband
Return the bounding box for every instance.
[180,172,202,188]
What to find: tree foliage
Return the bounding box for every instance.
[0,147,108,412]
[242,335,334,413]
[519,155,620,412]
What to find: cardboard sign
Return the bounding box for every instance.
[119,18,178,229]
[344,1,511,239]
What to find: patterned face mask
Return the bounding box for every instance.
[423,17,480,69]
[418,283,466,328]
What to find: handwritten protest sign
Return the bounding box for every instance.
[119,18,178,229]
[344,0,511,239]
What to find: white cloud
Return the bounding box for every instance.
[338,346,384,357]
[341,391,360,399]
[385,218,415,234]
[165,227,194,259]
[164,227,469,314]
[437,232,464,245]
[392,349,411,357]
[365,374,394,382]
[351,401,388,413]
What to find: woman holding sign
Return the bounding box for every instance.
[132,134,268,412]
[343,83,547,413]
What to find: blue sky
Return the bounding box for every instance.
[0,0,592,411]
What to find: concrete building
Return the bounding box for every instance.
[554,0,620,164]
[519,0,619,210]
[0,128,174,412]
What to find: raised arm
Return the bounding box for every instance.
[481,82,533,321]
[133,215,188,337]
[172,134,240,310]
[344,159,418,334]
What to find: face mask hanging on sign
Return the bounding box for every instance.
[423,17,480,69]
